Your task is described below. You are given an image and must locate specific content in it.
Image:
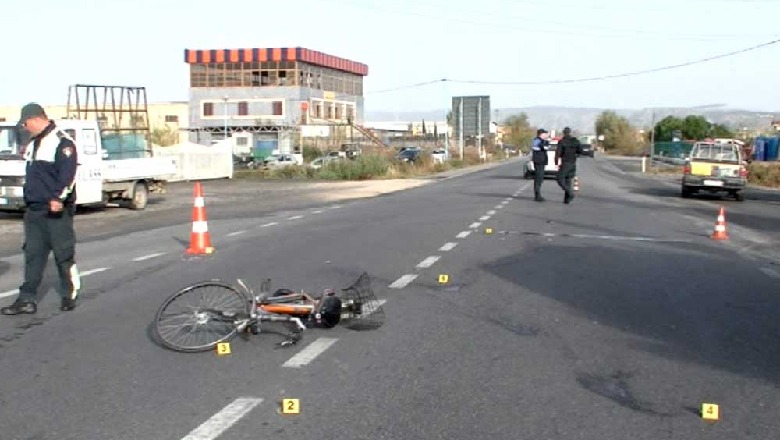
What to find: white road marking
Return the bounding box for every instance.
[1,267,110,299]
[504,198,513,202]
[470,222,482,229]
[288,215,304,220]
[180,397,263,440]
[440,242,458,252]
[457,231,472,239]
[227,231,246,237]
[261,222,278,227]
[760,267,780,279]
[330,205,343,209]
[487,210,497,215]
[132,252,164,262]
[0,289,19,299]
[360,299,386,315]
[283,337,339,368]
[389,274,418,289]
[501,200,510,205]
[313,210,324,214]
[81,267,110,277]
[416,256,441,269]
[479,215,491,221]
[496,205,504,210]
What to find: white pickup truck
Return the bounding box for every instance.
[0,119,176,211]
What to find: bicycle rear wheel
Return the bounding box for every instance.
[153,281,249,353]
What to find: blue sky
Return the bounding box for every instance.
[2,0,779,114]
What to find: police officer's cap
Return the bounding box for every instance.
[18,103,47,126]
[537,128,548,135]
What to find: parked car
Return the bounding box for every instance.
[432,149,448,164]
[264,154,298,168]
[309,156,345,169]
[523,140,559,179]
[397,149,422,163]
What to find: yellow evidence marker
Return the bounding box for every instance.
[485,228,493,235]
[216,342,232,356]
[282,399,300,415]
[702,403,719,421]
[438,274,449,284]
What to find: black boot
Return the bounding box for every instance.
[1,299,37,315]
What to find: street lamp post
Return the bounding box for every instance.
[223,96,229,141]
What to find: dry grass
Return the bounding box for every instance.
[235,148,498,181]
[748,162,780,188]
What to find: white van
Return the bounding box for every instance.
[0,119,176,211]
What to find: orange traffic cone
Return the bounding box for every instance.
[573,176,580,192]
[186,182,215,255]
[711,207,729,241]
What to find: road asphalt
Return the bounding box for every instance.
[0,155,778,440]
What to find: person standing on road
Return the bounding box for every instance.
[1,103,81,316]
[555,127,583,204]
[531,128,550,202]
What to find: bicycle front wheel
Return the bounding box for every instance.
[153,281,249,353]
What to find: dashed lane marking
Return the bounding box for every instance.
[487,210,497,215]
[1,267,111,300]
[416,256,441,269]
[456,231,472,239]
[227,231,246,237]
[440,242,458,252]
[389,274,418,289]
[479,216,491,221]
[260,222,279,227]
[760,267,780,279]
[132,252,165,262]
[288,215,304,220]
[469,222,482,229]
[282,337,339,368]
[180,397,263,440]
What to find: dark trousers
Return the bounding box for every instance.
[557,163,577,199]
[18,207,79,302]
[533,162,546,199]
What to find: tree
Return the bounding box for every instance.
[682,115,710,140]
[653,116,684,142]
[711,123,734,138]
[502,113,536,150]
[595,110,640,154]
[151,125,179,147]
[653,115,736,141]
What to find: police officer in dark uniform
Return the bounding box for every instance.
[555,127,583,204]
[1,103,81,315]
[530,128,550,202]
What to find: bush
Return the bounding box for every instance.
[748,162,780,187]
[319,155,390,180]
[270,165,309,179]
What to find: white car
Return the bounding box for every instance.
[432,149,448,164]
[264,154,298,168]
[309,156,345,169]
[524,140,559,179]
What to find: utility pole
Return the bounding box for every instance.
[459,98,464,160]
[649,111,656,170]
[443,81,449,155]
[478,97,483,161]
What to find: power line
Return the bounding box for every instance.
[365,38,780,94]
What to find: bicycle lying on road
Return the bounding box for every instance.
[152,272,385,353]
